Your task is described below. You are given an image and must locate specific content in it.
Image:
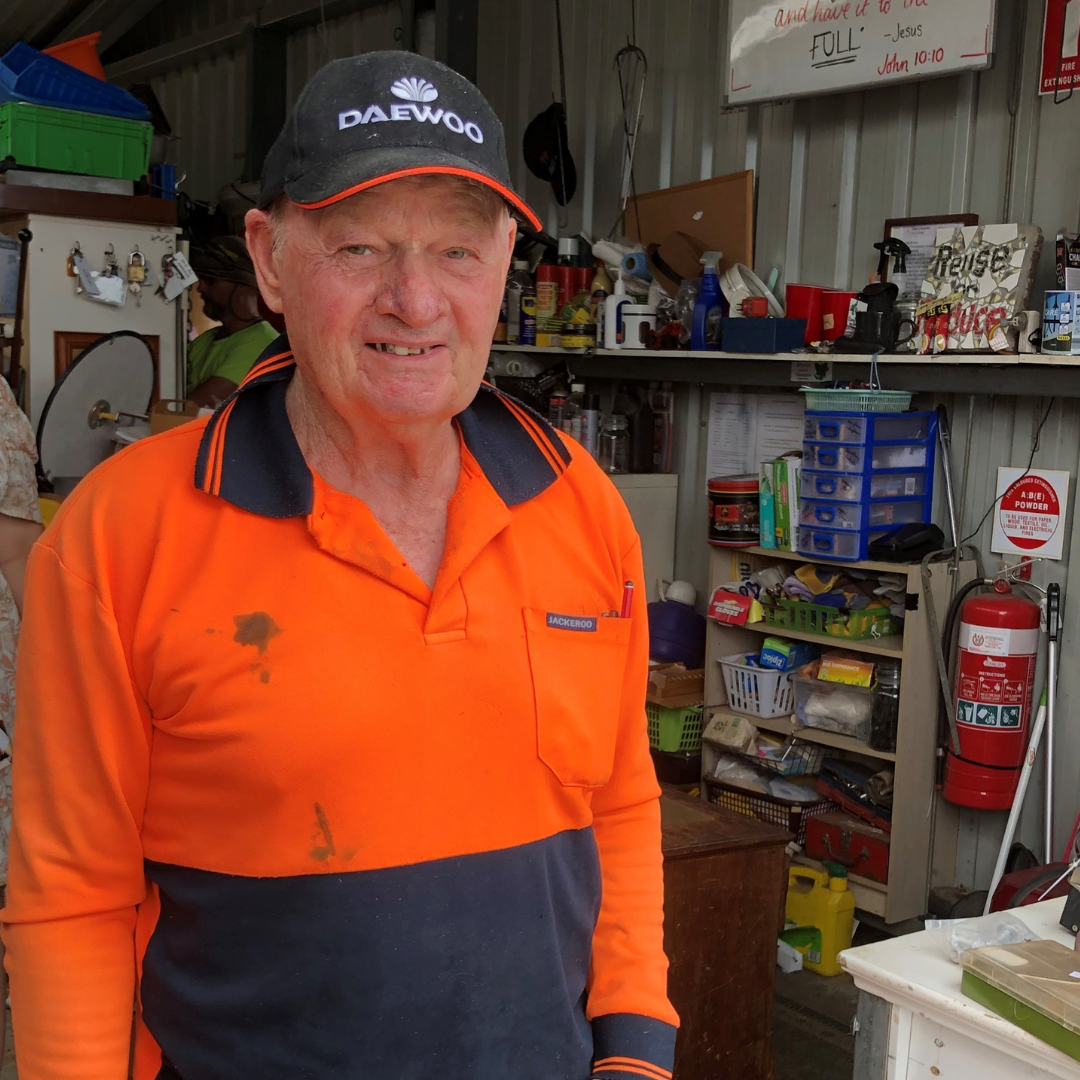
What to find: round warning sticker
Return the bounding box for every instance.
[997,474,1061,552]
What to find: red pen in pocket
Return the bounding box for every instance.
[620,581,634,619]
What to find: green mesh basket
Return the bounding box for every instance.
[800,388,912,413]
[647,703,704,753]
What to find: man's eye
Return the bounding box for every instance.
[345,244,373,255]
[445,249,469,260]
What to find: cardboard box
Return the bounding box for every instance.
[150,399,200,435]
[758,459,776,548]
[773,453,801,551]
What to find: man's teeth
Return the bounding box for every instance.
[372,343,434,355]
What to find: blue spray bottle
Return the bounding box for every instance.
[691,251,724,352]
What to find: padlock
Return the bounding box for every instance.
[127,249,147,284]
[104,244,120,277]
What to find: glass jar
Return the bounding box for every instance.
[869,659,901,752]
[597,415,630,474]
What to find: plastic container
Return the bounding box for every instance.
[785,866,855,976]
[798,526,867,562]
[785,283,825,345]
[708,474,759,547]
[801,470,929,503]
[821,290,857,341]
[721,316,806,353]
[868,499,928,528]
[872,443,930,470]
[803,443,868,473]
[803,410,932,444]
[869,659,901,752]
[804,413,868,444]
[800,499,868,532]
[704,775,833,845]
[0,101,152,180]
[505,260,534,345]
[792,665,875,740]
[43,33,106,81]
[0,42,149,119]
[718,652,796,719]
[648,597,707,669]
[646,702,704,753]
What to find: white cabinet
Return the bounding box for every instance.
[610,473,679,603]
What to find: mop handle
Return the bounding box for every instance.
[984,689,1048,916]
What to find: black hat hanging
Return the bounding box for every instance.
[522,0,576,206]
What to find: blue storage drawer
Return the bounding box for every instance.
[804,441,934,472]
[798,526,869,562]
[721,317,806,352]
[801,469,930,502]
[804,410,935,445]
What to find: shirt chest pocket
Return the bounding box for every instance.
[523,607,632,789]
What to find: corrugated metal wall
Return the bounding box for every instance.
[148,2,403,205]
[478,0,1080,898]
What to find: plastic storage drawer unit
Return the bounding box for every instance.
[799,527,868,561]
[800,500,868,532]
[868,500,929,528]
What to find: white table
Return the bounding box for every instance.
[841,898,1080,1080]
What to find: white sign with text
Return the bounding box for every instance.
[726,0,996,104]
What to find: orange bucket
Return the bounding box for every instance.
[43,32,106,81]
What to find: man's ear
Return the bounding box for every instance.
[245,208,284,313]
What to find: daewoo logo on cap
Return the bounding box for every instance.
[338,76,485,144]
[391,77,438,102]
[257,50,542,231]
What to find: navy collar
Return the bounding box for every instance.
[194,337,571,518]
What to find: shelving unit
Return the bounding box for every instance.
[702,544,976,924]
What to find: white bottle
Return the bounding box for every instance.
[603,272,630,350]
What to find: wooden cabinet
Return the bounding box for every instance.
[703,545,975,924]
[661,786,790,1080]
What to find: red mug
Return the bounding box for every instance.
[821,290,858,341]
[785,283,824,345]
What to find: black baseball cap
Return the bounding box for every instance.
[258,50,541,231]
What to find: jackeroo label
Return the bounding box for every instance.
[546,613,598,632]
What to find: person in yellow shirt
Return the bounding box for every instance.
[187,236,279,407]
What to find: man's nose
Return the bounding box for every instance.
[373,254,447,328]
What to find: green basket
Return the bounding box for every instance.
[0,101,152,180]
[646,702,704,753]
[762,598,899,640]
[800,388,912,413]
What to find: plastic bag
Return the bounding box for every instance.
[767,776,821,803]
[924,911,1037,963]
[711,754,769,793]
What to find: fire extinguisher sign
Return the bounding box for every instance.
[991,467,1070,561]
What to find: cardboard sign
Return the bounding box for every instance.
[1041,0,1080,95]
[991,467,1070,561]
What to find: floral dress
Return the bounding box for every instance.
[0,378,42,886]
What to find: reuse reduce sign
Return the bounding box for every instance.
[991,467,1071,560]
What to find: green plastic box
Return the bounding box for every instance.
[0,101,151,181]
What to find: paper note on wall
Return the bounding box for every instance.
[707,392,804,479]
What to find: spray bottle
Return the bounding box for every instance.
[691,251,724,352]
[603,271,631,349]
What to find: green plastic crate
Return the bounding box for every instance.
[646,702,703,753]
[0,101,151,180]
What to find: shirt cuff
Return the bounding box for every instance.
[591,1013,677,1080]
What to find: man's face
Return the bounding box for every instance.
[246,177,515,427]
[197,277,236,323]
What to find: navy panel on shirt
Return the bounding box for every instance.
[142,829,600,1080]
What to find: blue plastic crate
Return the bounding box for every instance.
[721,317,806,353]
[0,43,149,120]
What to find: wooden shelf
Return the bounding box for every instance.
[719,619,905,658]
[745,710,898,762]
[735,544,915,574]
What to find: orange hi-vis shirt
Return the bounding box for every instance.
[4,340,678,1080]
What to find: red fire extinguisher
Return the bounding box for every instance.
[943,583,1041,809]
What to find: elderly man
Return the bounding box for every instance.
[3,52,677,1080]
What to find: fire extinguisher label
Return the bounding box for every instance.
[959,623,1040,656]
[956,621,1037,730]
